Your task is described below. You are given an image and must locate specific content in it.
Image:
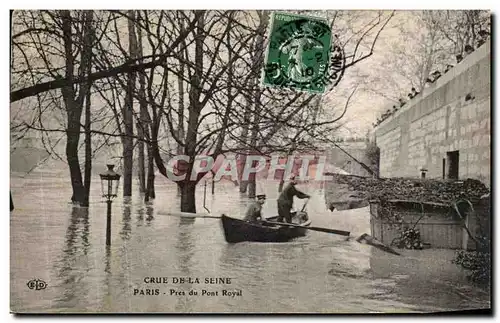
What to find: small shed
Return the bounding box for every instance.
[369,199,483,250]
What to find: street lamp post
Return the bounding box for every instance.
[100,164,121,246]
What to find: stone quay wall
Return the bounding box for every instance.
[374,40,490,186]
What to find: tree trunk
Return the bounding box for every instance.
[179,12,204,213]
[239,179,249,193]
[143,102,156,201]
[181,98,201,211]
[179,181,197,213]
[145,148,156,201]
[247,159,260,198]
[61,11,88,205]
[136,22,146,194]
[176,56,185,195]
[145,122,156,201]
[123,10,137,198]
[238,91,252,194]
[82,11,94,207]
[137,129,146,193]
[248,170,257,198]
[248,183,256,198]
[135,13,154,201]
[122,95,134,197]
[245,11,268,198]
[177,71,185,151]
[246,110,265,199]
[123,140,134,197]
[66,119,85,204]
[83,82,92,207]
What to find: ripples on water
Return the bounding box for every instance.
[10,173,490,313]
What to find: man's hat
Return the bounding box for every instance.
[257,194,266,200]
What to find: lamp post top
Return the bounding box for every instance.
[100,164,121,181]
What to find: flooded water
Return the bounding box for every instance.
[10,172,490,313]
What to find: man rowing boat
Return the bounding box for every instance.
[277,176,310,223]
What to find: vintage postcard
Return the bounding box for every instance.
[10,9,491,314]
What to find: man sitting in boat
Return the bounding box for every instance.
[277,176,310,223]
[243,194,266,222]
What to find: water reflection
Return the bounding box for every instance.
[174,216,196,312]
[101,246,113,311]
[176,219,195,273]
[136,205,144,226]
[67,207,90,252]
[145,203,154,226]
[104,246,111,274]
[54,207,90,306]
[120,204,132,241]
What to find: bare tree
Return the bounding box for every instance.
[11,10,394,213]
[11,10,99,205]
[365,10,490,106]
[10,12,198,102]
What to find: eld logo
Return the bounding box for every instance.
[27,279,47,290]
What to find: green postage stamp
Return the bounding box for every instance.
[262,12,339,93]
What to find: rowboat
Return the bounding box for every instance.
[220,212,312,243]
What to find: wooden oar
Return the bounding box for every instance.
[262,220,351,236]
[300,198,310,212]
[157,211,221,219]
[355,233,401,256]
[158,211,278,221]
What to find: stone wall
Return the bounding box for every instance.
[375,40,491,186]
